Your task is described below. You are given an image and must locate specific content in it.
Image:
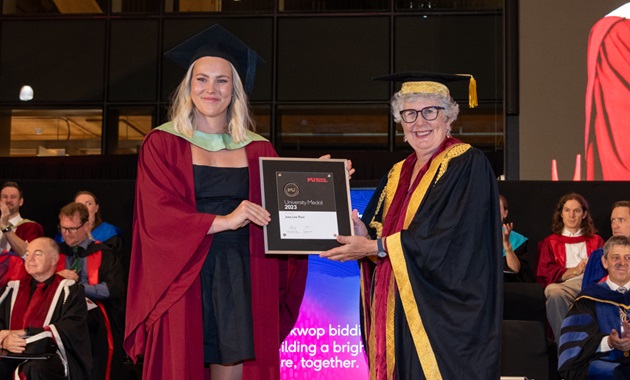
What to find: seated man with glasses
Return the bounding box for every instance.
[56,202,125,380]
[558,235,630,379]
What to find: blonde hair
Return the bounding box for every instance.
[169,60,255,143]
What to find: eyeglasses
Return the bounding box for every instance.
[400,106,445,123]
[58,224,83,234]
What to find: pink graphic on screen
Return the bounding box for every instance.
[280,189,374,379]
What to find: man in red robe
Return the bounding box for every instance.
[0,250,28,287]
[0,237,91,379]
[0,181,44,258]
[537,193,604,343]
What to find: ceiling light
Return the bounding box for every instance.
[19,85,34,101]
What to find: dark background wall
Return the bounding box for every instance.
[0,15,501,105]
[14,179,136,248]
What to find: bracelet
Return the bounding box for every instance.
[1,224,12,233]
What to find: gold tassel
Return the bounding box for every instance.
[469,76,478,108]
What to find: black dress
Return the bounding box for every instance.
[194,165,255,364]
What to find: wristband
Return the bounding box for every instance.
[377,238,387,258]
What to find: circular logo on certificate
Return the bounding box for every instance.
[284,182,299,197]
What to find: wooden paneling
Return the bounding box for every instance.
[178,0,221,11]
[52,0,102,13]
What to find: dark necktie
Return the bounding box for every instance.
[618,287,627,322]
[23,282,46,327]
[617,287,630,357]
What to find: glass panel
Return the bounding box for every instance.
[115,110,153,154]
[394,103,504,150]
[3,109,103,156]
[277,105,389,150]
[395,0,502,11]
[165,0,273,12]
[3,0,105,14]
[111,0,160,12]
[252,105,271,140]
[281,0,388,12]
[395,14,502,101]
[110,106,262,154]
[277,17,389,101]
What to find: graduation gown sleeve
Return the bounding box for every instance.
[124,130,216,379]
[51,282,93,380]
[537,236,568,287]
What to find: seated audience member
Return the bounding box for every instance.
[0,237,91,379]
[537,192,604,344]
[56,202,125,380]
[583,201,630,288]
[500,194,534,282]
[500,198,546,324]
[55,191,128,279]
[0,249,27,287]
[558,235,630,379]
[0,181,44,258]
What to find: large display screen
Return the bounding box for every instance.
[280,187,375,379]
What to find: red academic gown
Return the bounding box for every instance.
[0,252,28,287]
[124,129,307,380]
[0,275,92,380]
[585,15,630,180]
[536,234,604,287]
[15,220,44,243]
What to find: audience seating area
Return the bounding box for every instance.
[498,181,629,380]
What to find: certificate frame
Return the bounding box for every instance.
[260,157,352,254]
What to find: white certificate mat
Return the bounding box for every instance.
[278,211,339,240]
[260,157,352,254]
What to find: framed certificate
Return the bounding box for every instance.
[260,157,353,254]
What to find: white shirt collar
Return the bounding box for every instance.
[8,213,23,227]
[562,228,583,237]
[606,278,630,291]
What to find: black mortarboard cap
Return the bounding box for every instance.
[164,24,265,94]
[374,71,478,108]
